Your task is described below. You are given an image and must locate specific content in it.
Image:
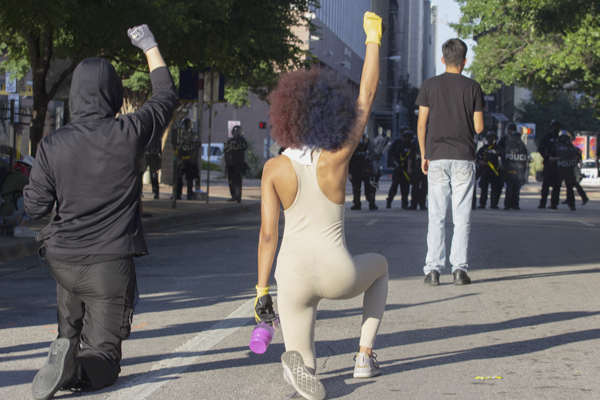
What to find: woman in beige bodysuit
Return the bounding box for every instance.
[255,12,388,400]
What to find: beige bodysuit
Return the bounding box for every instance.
[275,148,389,372]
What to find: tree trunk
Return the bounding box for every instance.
[25,26,78,156]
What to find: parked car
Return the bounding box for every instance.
[201,143,224,165]
[581,159,598,179]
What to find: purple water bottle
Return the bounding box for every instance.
[249,318,279,354]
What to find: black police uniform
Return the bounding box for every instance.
[573,147,589,204]
[477,143,504,208]
[550,141,579,209]
[145,140,162,198]
[502,135,529,209]
[224,135,248,202]
[350,142,379,210]
[386,138,412,208]
[177,131,200,199]
[408,139,427,210]
[537,131,559,207]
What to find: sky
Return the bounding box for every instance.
[434,0,475,75]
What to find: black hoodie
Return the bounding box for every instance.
[24,58,178,256]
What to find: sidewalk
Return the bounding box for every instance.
[0,177,261,263]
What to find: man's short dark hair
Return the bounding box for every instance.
[442,39,468,67]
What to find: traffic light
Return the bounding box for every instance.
[259,122,267,129]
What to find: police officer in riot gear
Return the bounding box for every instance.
[176,118,200,200]
[476,131,504,209]
[387,125,410,168]
[502,129,529,209]
[349,135,379,210]
[550,130,579,210]
[408,134,427,210]
[498,122,517,150]
[386,130,413,209]
[538,119,561,208]
[224,125,248,202]
[563,133,589,205]
[145,138,162,199]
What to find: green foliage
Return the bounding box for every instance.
[225,84,251,108]
[201,159,221,172]
[454,0,600,103]
[0,0,318,152]
[515,91,600,144]
[244,139,264,179]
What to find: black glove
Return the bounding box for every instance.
[127,24,158,53]
[254,293,277,323]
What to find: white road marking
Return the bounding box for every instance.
[366,219,378,226]
[578,221,594,227]
[106,298,255,400]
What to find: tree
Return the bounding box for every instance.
[454,0,600,104]
[0,0,317,156]
[515,91,600,144]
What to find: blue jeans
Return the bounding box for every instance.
[424,160,475,275]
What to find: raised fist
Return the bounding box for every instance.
[127,24,158,53]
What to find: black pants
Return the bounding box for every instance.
[479,171,503,207]
[48,257,136,390]
[351,174,377,207]
[410,172,427,208]
[575,182,588,202]
[177,163,199,197]
[150,169,159,196]
[551,172,576,208]
[539,167,558,207]
[504,179,524,209]
[227,165,243,201]
[387,169,410,207]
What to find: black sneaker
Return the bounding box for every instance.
[582,199,589,205]
[369,204,378,211]
[490,205,500,209]
[477,205,485,209]
[386,199,391,209]
[32,339,77,400]
[423,270,440,286]
[453,270,471,285]
[351,204,361,210]
[570,206,576,211]
[538,204,546,209]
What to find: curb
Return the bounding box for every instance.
[0,202,261,263]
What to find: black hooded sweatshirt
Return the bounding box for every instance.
[24,58,178,256]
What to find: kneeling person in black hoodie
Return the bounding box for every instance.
[25,25,178,399]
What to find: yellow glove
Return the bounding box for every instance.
[364,12,383,46]
[254,285,276,323]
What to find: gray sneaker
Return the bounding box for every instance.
[32,339,77,400]
[353,352,381,378]
[281,351,325,400]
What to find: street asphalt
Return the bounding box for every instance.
[1,178,599,400]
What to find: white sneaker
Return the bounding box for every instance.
[353,352,381,378]
[13,226,38,238]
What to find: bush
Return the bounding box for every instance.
[202,159,221,172]
[530,152,543,177]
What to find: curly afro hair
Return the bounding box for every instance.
[268,67,356,151]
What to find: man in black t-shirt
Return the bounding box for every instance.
[415,38,486,286]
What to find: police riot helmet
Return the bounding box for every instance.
[558,130,571,143]
[506,122,517,133]
[399,125,410,134]
[486,131,497,144]
[550,119,562,128]
[510,129,521,137]
[402,130,414,141]
[232,125,243,138]
[181,118,193,132]
[17,155,35,169]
